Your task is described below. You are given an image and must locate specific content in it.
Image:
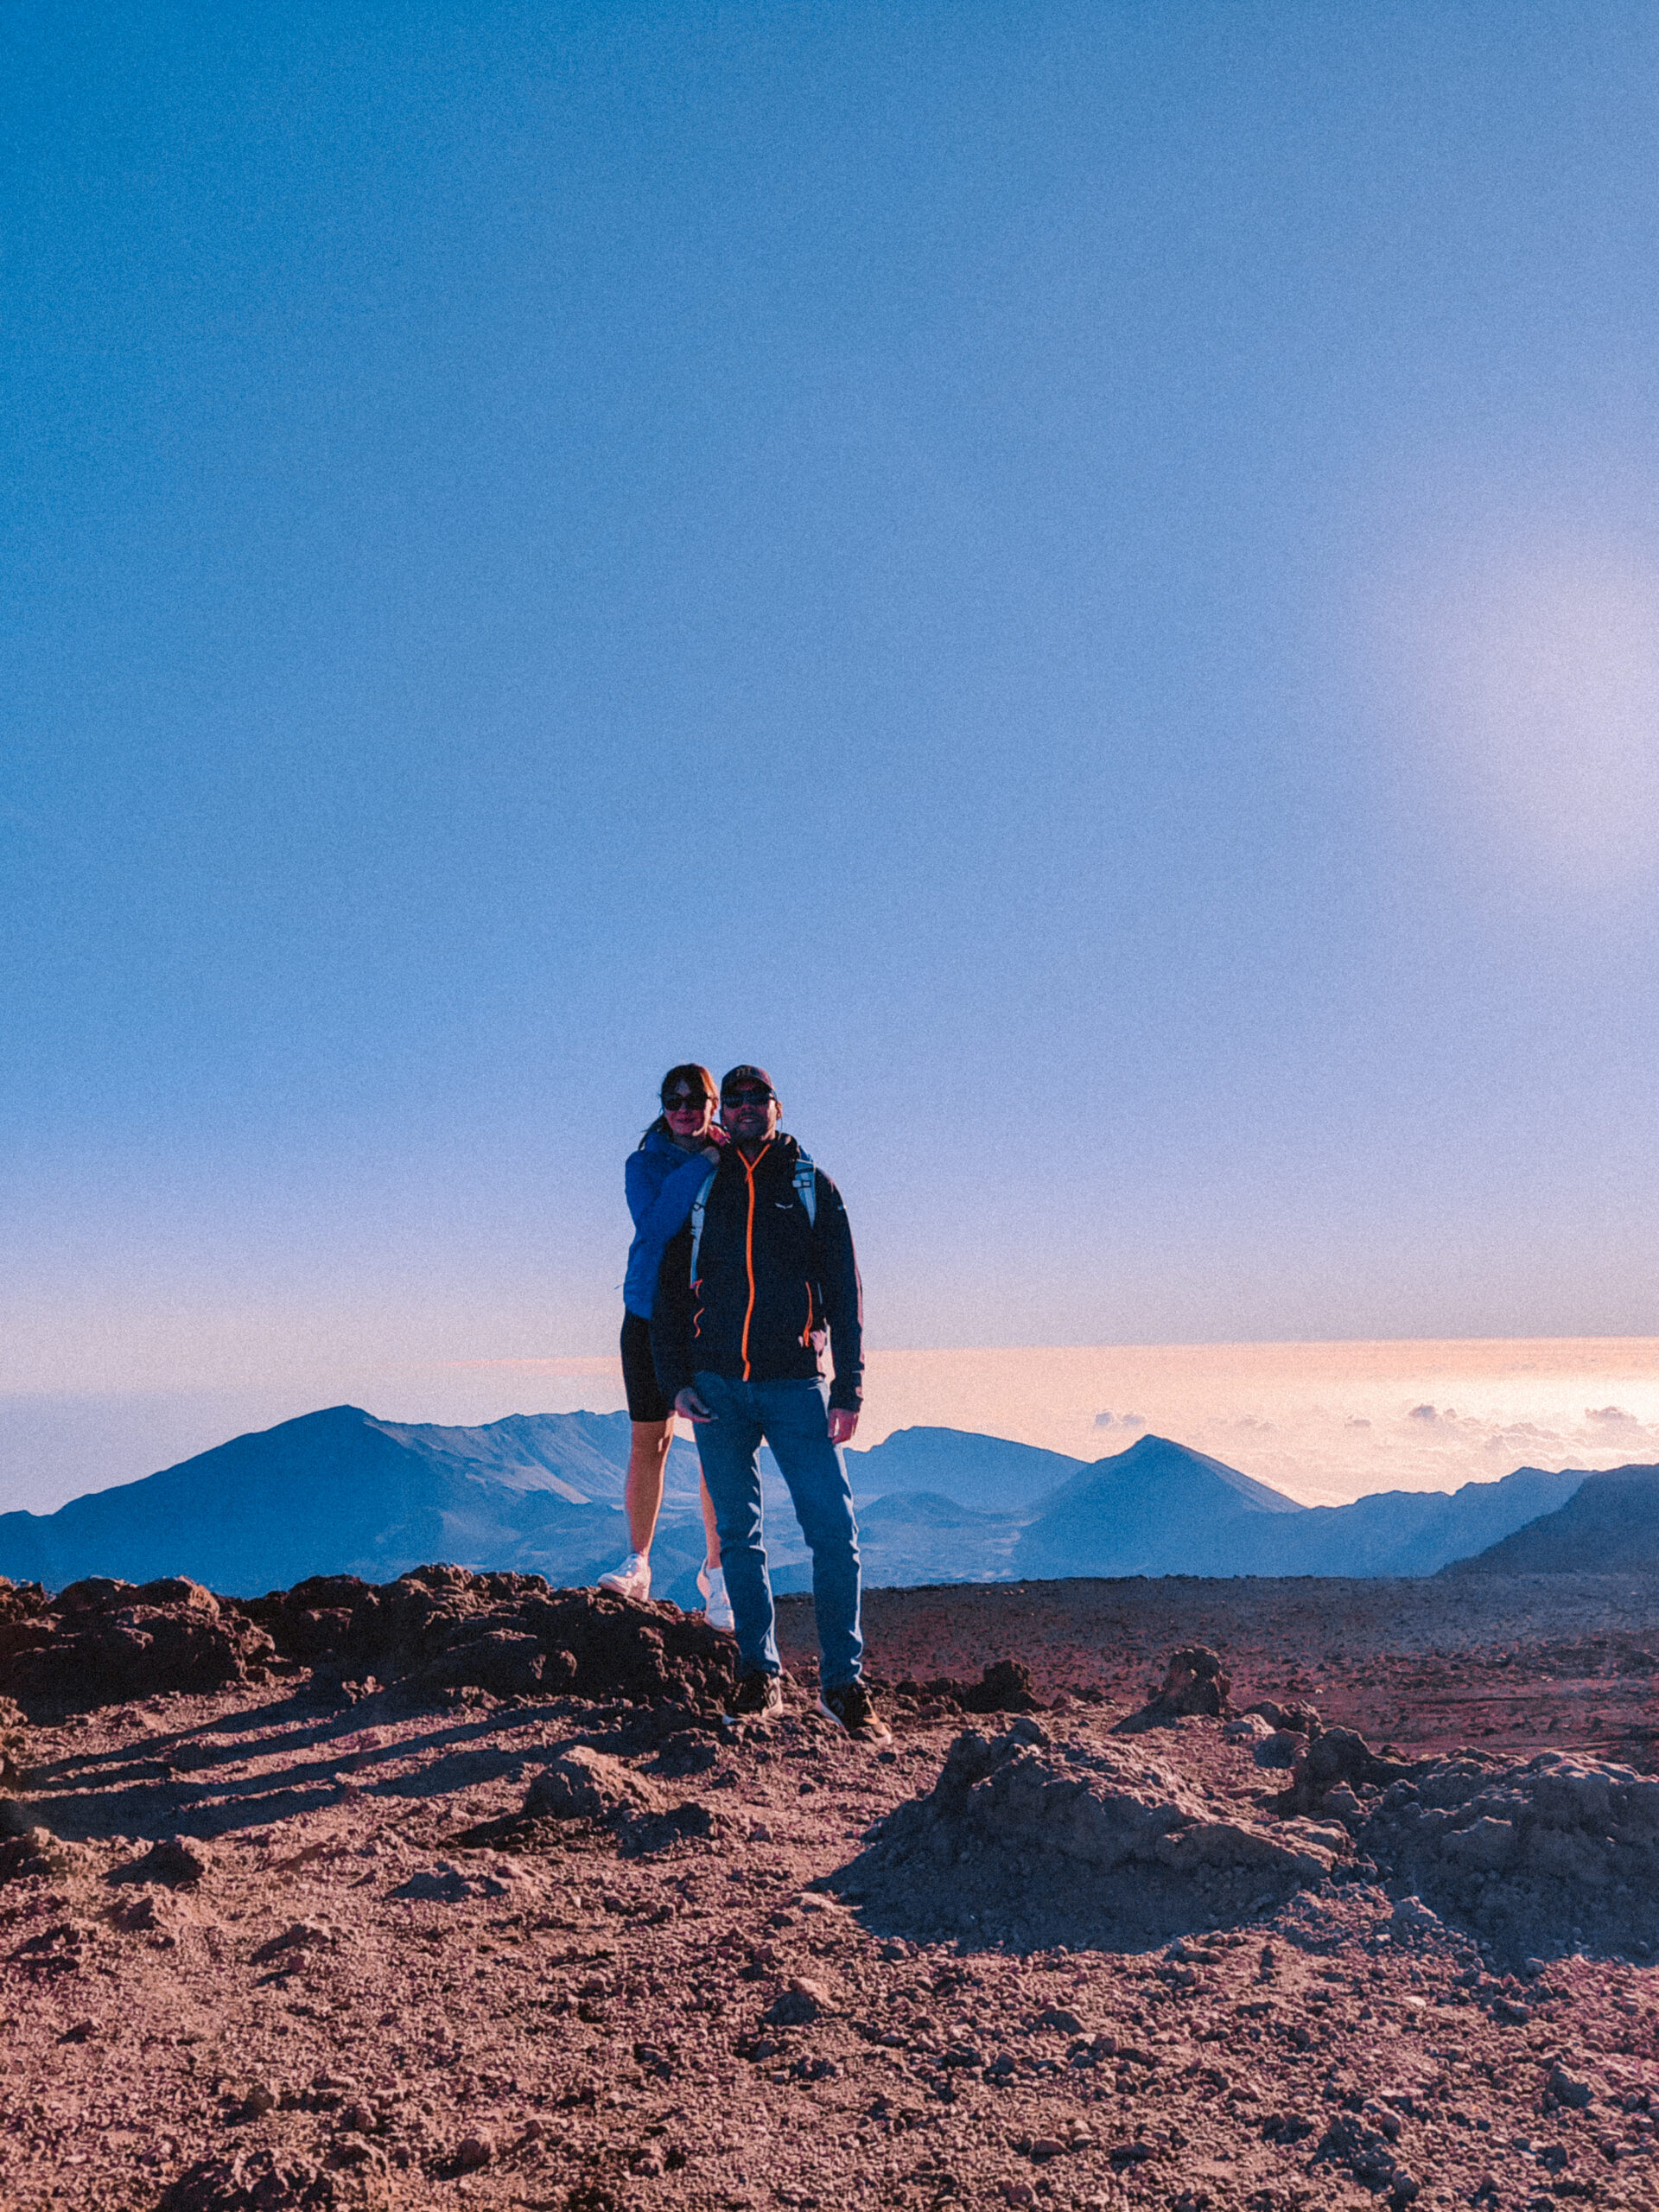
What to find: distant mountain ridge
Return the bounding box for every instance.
[1445,1465,1659,1576]
[1226,1465,1588,1579]
[368,1411,650,1502]
[0,1405,1610,1597]
[1017,1434,1302,1580]
[0,1408,671,1599]
[843,1427,1087,1510]
[1013,1436,1584,1582]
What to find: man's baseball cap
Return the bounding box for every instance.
[721,1064,777,1098]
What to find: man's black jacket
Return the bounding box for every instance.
[649,1133,863,1413]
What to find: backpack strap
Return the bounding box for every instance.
[690,1152,817,1283]
[688,1166,718,1282]
[794,1152,817,1228]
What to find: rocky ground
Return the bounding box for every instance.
[2,1568,1657,2212]
[809,1578,1659,1764]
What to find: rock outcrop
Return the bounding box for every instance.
[0,1577,276,1713]
[833,1714,1347,1947]
[242,1567,736,1711]
[0,1566,737,1717]
[1112,1644,1231,1732]
[892,1657,1046,1715]
[1281,1726,1411,1816]
[1359,1749,1659,1961]
[524,1744,661,1821]
[520,1739,721,1856]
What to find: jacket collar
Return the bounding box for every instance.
[721,1130,799,1174]
[643,1123,705,1158]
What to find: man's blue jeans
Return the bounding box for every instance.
[691,1372,864,1689]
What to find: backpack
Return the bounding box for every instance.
[689,1152,816,1283]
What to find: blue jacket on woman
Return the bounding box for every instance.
[623,1125,718,1319]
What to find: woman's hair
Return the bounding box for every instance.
[640,1062,718,1144]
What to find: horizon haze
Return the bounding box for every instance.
[5,1334,1658,1517]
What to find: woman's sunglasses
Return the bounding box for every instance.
[663,1092,711,1113]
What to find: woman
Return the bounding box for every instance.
[598,1064,734,1628]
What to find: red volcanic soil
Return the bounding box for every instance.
[1,1572,1657,2212]
[792,1574,1659,1768]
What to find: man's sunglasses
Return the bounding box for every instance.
[721,1086,773,1107]
[662,1092,710,1112]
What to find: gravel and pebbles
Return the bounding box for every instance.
[1,1568,1657,2210]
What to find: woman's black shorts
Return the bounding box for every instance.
[620,1310,672,1424]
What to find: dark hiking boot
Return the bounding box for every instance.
[728,1669,785,1720]
[817,1679,891,1744]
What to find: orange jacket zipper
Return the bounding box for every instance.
[738,1141,772,1378]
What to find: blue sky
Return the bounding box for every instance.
[5,1,1659,1459]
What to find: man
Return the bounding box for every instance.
[651,1064,887,1740]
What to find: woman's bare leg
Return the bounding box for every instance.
[625,1420,673,1555]
[699,1476,721,1572]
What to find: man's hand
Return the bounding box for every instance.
[675,1385,714,1423]
[828,1408,859,1446]
[700,1143,722,1164]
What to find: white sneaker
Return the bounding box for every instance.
[697,1560,735,1634]
[597,1552,652,1601]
